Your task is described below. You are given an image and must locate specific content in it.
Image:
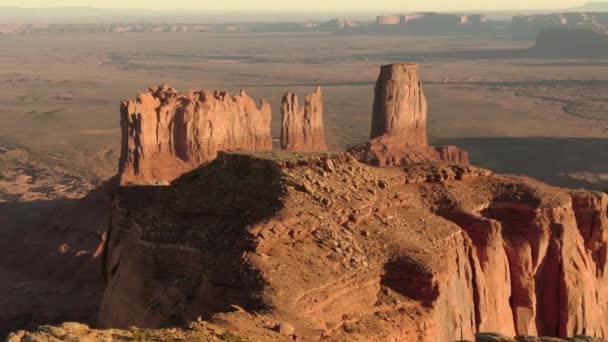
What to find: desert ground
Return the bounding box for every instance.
[1,32,606,199]
[1,29,607,336]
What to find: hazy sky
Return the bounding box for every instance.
[0,0,589,11]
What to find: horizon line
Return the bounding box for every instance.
[0,4,592,14]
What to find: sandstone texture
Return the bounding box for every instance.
[280,86,328,151]
[350,63,469,166]
[119,84,272,185]
[96,150,608,341]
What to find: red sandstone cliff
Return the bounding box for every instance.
[119,84,272,185]
[350,63,469,166]
[280,86,327,151]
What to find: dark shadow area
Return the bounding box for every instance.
[381,256,439,304]
[0,199,104,338]
[432,137,608,190]
[101,152,292,328]
[0,178,118,338]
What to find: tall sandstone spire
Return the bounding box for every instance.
[370,63,428,146]
[119,84,272,185]
[350,63,469,166]
[280,86,327,151]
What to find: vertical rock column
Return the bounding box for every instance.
[280,86,328,151]
[370,63,428,146]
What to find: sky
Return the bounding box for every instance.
[0,0,590,11]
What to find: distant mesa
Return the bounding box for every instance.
[119,84,272,185]
[511,12,608,37]
[280,86,328,152]
[349,63,469,166]
[530,27,608,57]
[376,12,486,26]
[345,12,493,36]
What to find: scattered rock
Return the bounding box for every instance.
[276,323,295,336]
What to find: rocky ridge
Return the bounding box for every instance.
[95,150,608,340]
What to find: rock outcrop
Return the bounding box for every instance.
[98,150,608,341]
[280,86,327,151]
[350,63,470,166]
[119,84,272,185]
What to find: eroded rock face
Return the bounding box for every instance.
[280,86,327,151]
[119,84,272,185]
[99,151,608,341]
[350,63,470,166]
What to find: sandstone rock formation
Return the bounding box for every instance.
[98,150,608,341]
[280,86,327,151]
[370,63,428,145]
[119,84,272,185]
[350,63,470,166]
[436,145,471,164]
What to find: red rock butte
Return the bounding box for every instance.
[280,86,328,152]
[370,63,428,145]
[118,84,272,185]
[350,63,470,166]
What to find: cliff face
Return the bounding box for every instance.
[351,63,469,166]
[280,86,327,151]
[98,151,608,341]
[119,84,272,185]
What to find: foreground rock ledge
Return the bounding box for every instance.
[90,150,608,341]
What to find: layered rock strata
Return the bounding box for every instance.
[350,63,469,166]
[99,151,608,341]
[119,84,272,185]
[280,86,327,151]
